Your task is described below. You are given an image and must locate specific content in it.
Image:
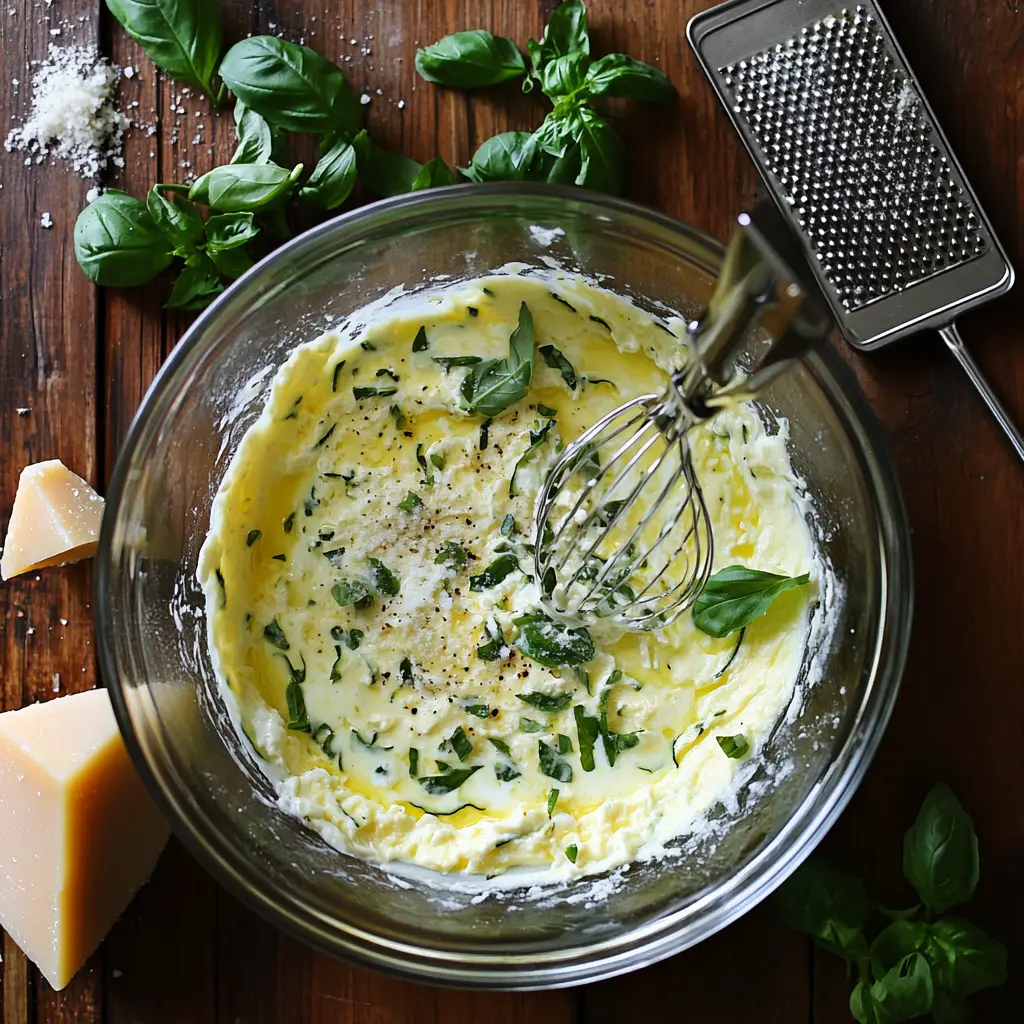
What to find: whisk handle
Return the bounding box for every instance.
[940,323,1024,463]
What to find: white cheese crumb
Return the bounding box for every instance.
[397,100,406,110]
[123,65,134,79]
[40,211,53,228]
[15,406,30,415]
[4,44,128,179]
[85,185,101,203]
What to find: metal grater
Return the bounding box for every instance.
[688,0,1023,461]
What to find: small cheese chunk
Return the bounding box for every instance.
[0,688,169,990]
[1,459,104,580]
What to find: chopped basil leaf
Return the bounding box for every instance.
[516,691,572,713]
[448,725,472,761]
[329,644,343,681]
[520,718,544,733]
[272,553,286,561]
[460,302,536,417]
[539,741,572,783]
[470,553,519,591]
[463,703,489,718]
[419,765,481,795]
[360,341,377,351]
[375,367,399,381]
[435,541,469,572]
[353,385,398,399]
[263,619,289,650]
[352,728,393,750]
[368,557,400,596]
[693,566,811,638]
[283,512,295,533]
[246,529,261,546]
[565,844,578,863]
[330,625,364,650]
[717,734,749,759]
[546,787,559,816]
[314,723,335,758]
[303,488,319,516]
[409,747,420,777]
[430,452,445,471]
[515,614,594,667]
[322,546,347,568]
[549,292,577,313]
[574,704,599,771]
[488,737,512,756]
[433,355,483,370]
[331,360,346,392]
[536,402,558,417]
[415,443,433,485]
[400,657,414,686]
[477,618,505,660]
[398,490,423,512]
[389,404,406,429]
[509,417,556,496]
[557,733,572,754]
[598,678,639,766]
[589,315,611,330]
[495,763,521,782]
[412,326,429,352]
[500,513,517,536]
[314,423,336,447]
[539,344,577,390]
[281,655,309,732]
[479,418,491,450]
[332,580,374,609]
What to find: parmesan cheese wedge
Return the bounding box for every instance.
[1,459,104,580]
[0,688,169,990]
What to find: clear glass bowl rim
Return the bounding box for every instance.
[95,183,913,989]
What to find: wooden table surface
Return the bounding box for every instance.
[1,1,1021,1020]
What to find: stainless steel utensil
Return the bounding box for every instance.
[688,0,1022,459]
[534,205,828,630]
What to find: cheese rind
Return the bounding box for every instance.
[1,459,105,580]
[0,688,169,990]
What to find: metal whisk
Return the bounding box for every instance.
[534,206,829,630]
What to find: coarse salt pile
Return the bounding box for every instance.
[4,44,128,179]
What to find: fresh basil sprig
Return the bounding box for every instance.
[219,35,362,135]
[74,191,175,286]
[692,565,811,638]
[299,136,358,210]
[461,301,535,416]
[776,785,1007,1023]
[189,162,303,212]
[415,30,525,89]
[105,0,223,102]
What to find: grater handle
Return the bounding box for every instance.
[939,324,1024,463]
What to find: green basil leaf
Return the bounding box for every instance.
[773,857,872,961]
[565,844,578,863]
[418,765,480,795]
[262,619,289,650]
[105,0,222,100]
[447,725,472,761]
[869,920,930,980]
[411,156,456,190]
[515,615,594,668]
[165,258,223,310]
[520,719,544,733]
[412,326,429,352]
[715,733,748,759]
[538,740,572,783]
[462,131,535,182]
[299,136,357,210]
[509,418,556,497]
[585,53,676,103]
[352,129,425,197]
[546,787,559,815]
[848,982,880,1024]
[495,763,521,783]
[435,541,469,572]
[573,705,599,771]
[189,163,302,212]
[463,703,489,719]
[529,0,590,81]
[597,681,639,766]
[416,30,525,88]
[332,580,374,610]
[280,654,309,731]
[147,184,204,249]
[693,565,811,638]
[432,356,483,371]
[575,109,625,195]
[540,51,590,99]
[516,691,572,713]
[903,784,979,914]
[924,917,1008,997]
[74,190,173,286]
[397,491,422,513]
[231,99,276,164]
[207,246,252,281]
[352,385,398,400]
[469,553,519,591]
[870,953,934,1020]
[488,738,511,756]
[367,556,400,596]
[204,211,259,251]
[539,344,578,390]
[460,301,535,416]
[220,36,360,134]
[329,644,343,682]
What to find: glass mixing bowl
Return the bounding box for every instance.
[95,185,911,988]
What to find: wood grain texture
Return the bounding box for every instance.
[0,0,1021,1020]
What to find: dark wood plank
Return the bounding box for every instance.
[0,0,103,1020]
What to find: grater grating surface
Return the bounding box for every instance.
[720,5,987,311]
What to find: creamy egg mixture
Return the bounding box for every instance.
[199,273,817,880]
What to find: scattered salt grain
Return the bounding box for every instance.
[397,100,406,110]
[40,211,53,229]
[360,93,371,105]
[15,407,30,415]
[123,65,134,79]
[4,44,128,179]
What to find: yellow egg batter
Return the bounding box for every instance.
[198,272,816,880]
